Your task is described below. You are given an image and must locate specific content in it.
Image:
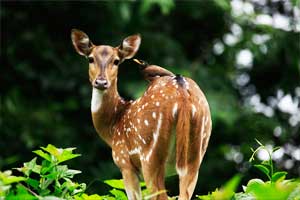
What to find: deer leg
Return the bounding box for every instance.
[142,156,168,200]
[121,168,142,200]
[178,167,199,200]
[178,122,204,200]
[142,162,168,200]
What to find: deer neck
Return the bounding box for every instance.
[91,78,126,146]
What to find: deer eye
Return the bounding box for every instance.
[88,57,94,63]
[113,59,120,66]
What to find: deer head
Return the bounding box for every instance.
[71,29,141,90]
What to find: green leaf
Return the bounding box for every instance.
[109,188,127,200]
[33,150,51,162]
[6,184,37,200]
[254,164,270,178]
[57,151,81,164]
[55,165,81,179]
[41,160,54,175]
[234,192,256,200]
[104,179,125,189]
[15,157,41,176]
[26,178,39,190]
[245,179,265,193]
[44,171,58,180]
[41,144,62,156]
[42,196,65,200]
[271,171,287,182]
[197,194,211,200]
[74,193,108,200]
[39,144,80,164]
[40,177,54,191]
[197,175,241,200]
[287,183,300,200]
[218,174,241,199]
[65,169,82,178]
[245,178,300,200]
[261,160,270,166]
[0,170,26,185]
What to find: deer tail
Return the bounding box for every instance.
[175,75,191,176]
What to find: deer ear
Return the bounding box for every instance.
[118,34,141,60]
[71,29,93,56]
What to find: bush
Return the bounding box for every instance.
[198,140,300,200]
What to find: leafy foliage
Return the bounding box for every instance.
[1,145,85,200]
[0,145,159,200]
[1,143,300,199]
[198,141,300,200]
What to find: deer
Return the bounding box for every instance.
[71,29,212,200]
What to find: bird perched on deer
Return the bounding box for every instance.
[71,29,212,200]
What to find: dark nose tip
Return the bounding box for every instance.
[94,78,109,89]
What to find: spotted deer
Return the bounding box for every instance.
[71,29,212,200]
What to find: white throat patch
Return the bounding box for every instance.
[91,88,103,113]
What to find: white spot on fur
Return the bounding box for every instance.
[128,147,141,155]
[145,113,163,161]
[205,116,209,126]
[199,116,206,159]
[122,159,126,164]
[137,119,140,124]
[91,88,103,112]
[176,167,188,177]
[201,116,205,135]
[152,112,156,119]
[155,102,160,107]
[191,104,196,117]
[138,135,143,140]
[151,95,155,99]
[172,103,178,118]
[153,113,162,144]
[144,120,149,126]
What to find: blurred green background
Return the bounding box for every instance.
[1,0,299,196]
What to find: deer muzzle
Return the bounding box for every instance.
[94,77,110,90]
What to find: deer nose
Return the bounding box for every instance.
[94,78,109,90]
